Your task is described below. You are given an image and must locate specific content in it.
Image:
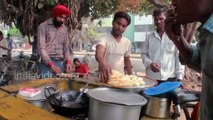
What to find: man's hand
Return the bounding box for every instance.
[66,63,72,73]
[50,65,61,74]
[98,61,112,83]
[150,63,160,72]
[165,15,183,42]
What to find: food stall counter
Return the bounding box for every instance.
[0,93,66,120]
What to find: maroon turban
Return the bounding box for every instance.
[52,5,71,17]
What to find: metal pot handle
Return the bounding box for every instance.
[44,86,58,98]
[44,86,63,106]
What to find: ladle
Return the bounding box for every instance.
[75,82,90,103]
[61,82,90,107]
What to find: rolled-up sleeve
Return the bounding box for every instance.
[97,38,106,48]
[179,44,201,72]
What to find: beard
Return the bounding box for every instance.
[112,29,123,36]
[53,19,63,27]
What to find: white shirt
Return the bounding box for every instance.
[97,33,131,74]
[141,31,184,80]
[0,39,8,57]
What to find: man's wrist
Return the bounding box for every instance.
[47,61,54,67]
[99,61,107,68]
[66,60,71,64]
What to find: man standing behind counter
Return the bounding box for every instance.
[95,11,133,83]
[37,5,72,78]
[141,8,184,83]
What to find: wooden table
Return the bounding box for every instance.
[0,90,67,120]
[0,77,105,120]
[0,78,74,120]
[0,75,158,120]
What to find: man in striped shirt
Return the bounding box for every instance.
[37,5,72,78]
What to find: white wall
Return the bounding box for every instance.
[134,15,153,42]
[134,15,153,25]
[134,32,147,42]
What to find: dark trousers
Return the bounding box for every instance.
[157,77,177,85]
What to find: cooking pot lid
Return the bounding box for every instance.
[87,87,147,106]
[144,81,181,96]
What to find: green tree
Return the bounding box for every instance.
[0,0,169,41]
[8,26,22,36]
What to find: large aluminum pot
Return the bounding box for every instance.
[87,87,147,120]
[143,95,171,118]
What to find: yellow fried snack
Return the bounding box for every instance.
[109,70,123,79]
[108,70,145,87]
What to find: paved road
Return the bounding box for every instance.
[12,49,145,72]
[12,49,145,76]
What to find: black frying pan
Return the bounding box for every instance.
[44,86,89,116]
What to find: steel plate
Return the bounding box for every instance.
[109,76,158,93]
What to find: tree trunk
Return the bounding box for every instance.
[183,67,201,91]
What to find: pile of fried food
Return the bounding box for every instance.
[107,70,145,87]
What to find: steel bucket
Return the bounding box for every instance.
[87,87,147,120]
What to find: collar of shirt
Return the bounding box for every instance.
[153,30,166,41]
[47,18,54,25]
[202,14,213,33]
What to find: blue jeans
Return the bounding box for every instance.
[38,59,64,79]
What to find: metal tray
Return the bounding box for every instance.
[68,75,157,93]
[109,76,158,93]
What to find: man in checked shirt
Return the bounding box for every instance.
[37,5,72,78]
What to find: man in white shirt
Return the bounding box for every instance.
[141,8,184,83]
[95,11,132,83]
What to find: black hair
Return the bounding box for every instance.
[153,8,168,17]
[113,11,131,25]
[73,58,80,63]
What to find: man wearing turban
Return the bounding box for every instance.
[37,5,72,78]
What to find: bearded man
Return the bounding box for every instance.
[37,5,72,78]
